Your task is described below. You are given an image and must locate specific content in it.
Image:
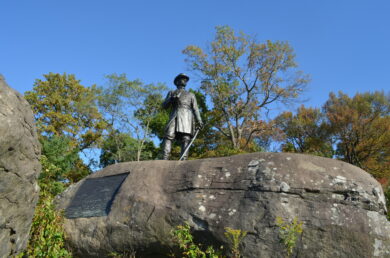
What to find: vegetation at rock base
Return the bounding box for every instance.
[17,156,71,257]
[275,217,303,258]
[171,223,223,258]
[108,250,136,258]
[171,223,247,258]
[18,191,71,257]
[385,187,390,220]
[224,227,247,258]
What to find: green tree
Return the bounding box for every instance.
[138,93,169,140]
[99,131,157,167]
[25,73,107,152]
[97,74,166,161]
[40,135,90,184]
[183,26,309,151]
[25,73,107,182]
[189,89,266,158]
[41,136,78,177]
[324,91,390,179]
[275,105,333,157]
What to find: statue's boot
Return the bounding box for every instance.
[162,138,172,160]
[180,135,191,160]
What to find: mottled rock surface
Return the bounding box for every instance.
[56,153,390,258]
[0,75,41,257]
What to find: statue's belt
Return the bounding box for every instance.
[175,104,192,110]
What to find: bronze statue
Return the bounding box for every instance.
[161,73,203,160]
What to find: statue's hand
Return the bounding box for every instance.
[196,122,204,130]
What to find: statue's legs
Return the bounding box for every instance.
[180,134,191,160]
[162,138,173,160]
[162,120,176,160]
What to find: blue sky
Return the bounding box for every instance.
[1,0,389,112]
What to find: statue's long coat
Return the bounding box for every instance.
[162,89,202,137]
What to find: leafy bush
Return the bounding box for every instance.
[17,190,71,257]
[275,217,303,257]
[17,155,71,257]
[384,186,390,220]
[39,155,66,195]
[171,223,223,258]
[224,227,247,258]
[108,250,136,258]
[171,223,247,258]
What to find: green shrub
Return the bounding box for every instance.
[17,155,71,257]
[171,223,223,258]
[275,217,303,257]
[108,250,136,258]
[384,186,390,221]
[17,190,71,257]
[224,227,247,258]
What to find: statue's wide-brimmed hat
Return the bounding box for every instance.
[174,73,190,86]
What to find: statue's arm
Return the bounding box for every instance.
[162,91,173,109]
[191,93,203,125]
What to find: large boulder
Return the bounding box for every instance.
[56,153,390,258]
[0,75,41,257]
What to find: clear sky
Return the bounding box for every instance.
[1,0,389,112]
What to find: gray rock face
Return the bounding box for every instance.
[0,75,41,257]
[56,153,390,258]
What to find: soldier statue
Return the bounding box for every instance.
[161,73,203,160]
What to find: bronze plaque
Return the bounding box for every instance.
[65,173,129,218]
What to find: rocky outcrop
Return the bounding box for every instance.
[0,75,41,257]
[56,153,390,258]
